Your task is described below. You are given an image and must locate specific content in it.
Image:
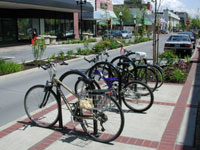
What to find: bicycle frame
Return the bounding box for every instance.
[52,75,95,120]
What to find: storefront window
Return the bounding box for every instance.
[55,19,65,39]
[64,19,74,39]
[0,19,2,42]
[1,18,17,42]
[17,18,32,40]
[32,18,40,36]
[45,19,55,35]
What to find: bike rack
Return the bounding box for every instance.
[57,85,64,129]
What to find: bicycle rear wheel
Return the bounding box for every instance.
[24,85,59,127]
[135,66,158,92]
[80,94,124,143]
[122,81,154,112]
[151,64,164,88]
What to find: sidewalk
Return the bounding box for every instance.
[0,48,199,150]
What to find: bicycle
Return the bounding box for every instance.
[119,42,164,88]
[111,55,158,92]
[80,58,154,112]
[24,62,124,143]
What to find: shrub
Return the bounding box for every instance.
[93,41,111,52]
[171,68,186,82]
[76,48,82,55]
[87,38,97,42]
[50,53,56,60]
[134,37,150,43]
[159,51,178,66]
[66,50,74,55]
[32,37,46,64]
[0,60,24,74]
[58,51,65,60]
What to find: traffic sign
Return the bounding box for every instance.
[186,20,190,26]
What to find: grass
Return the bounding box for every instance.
[0,60,24,75]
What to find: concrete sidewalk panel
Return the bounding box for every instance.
[153,83,183,103]
[0,125,54,150]
[121,104,174,142]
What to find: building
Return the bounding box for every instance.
[0,0,93,45]
[163,9,180,32]
[82,0,117,36]
[122,0,154,32]
[175,12,189,28]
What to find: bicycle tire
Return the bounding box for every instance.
[122,81,154,112]
[87,62,121,89]
[125,53,163,89]
[74,77,100,98]
[24,85,59,128]
[151,64,164,88]
[80,95,124,143]
[134,66,158,92]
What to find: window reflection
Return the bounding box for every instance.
[0,19,2,42]
[1,18,16,41]
[45,19,55,35]
[17,18,32,40]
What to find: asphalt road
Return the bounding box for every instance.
[0,34,170,127]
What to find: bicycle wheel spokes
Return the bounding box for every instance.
[24,85,59,127]
[136,67,158,92]
[122,81,154,112]
[80,94,124,143]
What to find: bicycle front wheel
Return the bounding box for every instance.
[80,95,124,143]
[122,81,154,112]
[24,85,59,128]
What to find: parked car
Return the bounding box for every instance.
[160,30,168,34]
[121,30,132,39]
[109,30,122,38]
[164,34,193,56]
[178,32,196,48]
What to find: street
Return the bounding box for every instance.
[0,34,169,127]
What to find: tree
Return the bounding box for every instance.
[114,5,133,23]
[189,16,200,29]
[32,37,47,65]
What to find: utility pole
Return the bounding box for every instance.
[153,0,157,64]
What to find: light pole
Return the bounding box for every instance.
[75,0,86,40]
[119,11,123,31]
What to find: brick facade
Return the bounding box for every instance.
[73,12,80,40]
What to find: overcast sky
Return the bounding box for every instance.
[112,0,200,18]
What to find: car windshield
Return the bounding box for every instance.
[168,35,190,41]
[178,32,194,38]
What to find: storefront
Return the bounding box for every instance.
[0,0,93,45]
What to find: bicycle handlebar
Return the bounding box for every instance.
[39,61,68,70]
[84,49,109,64]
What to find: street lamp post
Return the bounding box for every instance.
[75,0,86,40]
[119,11,123,31]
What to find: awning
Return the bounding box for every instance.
[82,8,117,21]
[0,0,93,12]
[94,9,117,20]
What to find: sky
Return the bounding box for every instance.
[112,0,200,18]
[148,0,200,18]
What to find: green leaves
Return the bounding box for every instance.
[114,5,133,22]
[0,60,24,74]
[32,37,47,64]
